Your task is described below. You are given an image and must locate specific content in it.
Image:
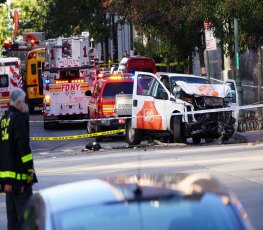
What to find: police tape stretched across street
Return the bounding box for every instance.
[28,103,263,141]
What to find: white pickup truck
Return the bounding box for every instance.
[116,72,238,145]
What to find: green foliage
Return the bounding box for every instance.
[0,4,12,42]
[44,0,110,40]
[110,0,206,72]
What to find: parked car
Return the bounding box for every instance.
[19,173,253,230]
[117,56,157,74]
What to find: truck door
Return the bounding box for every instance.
[132,72,170,130]
[224,79,239,122]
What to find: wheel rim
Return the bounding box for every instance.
[128,124,135,142]
[87,122,92,134]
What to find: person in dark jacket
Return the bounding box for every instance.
[0,88,37,230]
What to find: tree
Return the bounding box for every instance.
[109,0,208,73]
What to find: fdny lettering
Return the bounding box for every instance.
[61,60,79,66]
[1,117,10,141]
[61,83,80,91]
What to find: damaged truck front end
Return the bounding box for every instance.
[174,81,236,142]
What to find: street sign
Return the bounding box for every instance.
[204,22,217,51]
[81,31,90,38]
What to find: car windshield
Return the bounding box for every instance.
[53,193,244,230]
[170,76,209,86]
[102,82,134,97]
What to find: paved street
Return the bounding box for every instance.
[1,138,263,229]
[29,113,127,155]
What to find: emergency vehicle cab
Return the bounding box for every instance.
[86,74,134,141]
[0,57,23,117]
[43,37,92,129]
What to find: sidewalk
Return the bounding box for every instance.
[233,130,263,143]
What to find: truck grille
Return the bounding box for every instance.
[195,97,224,109]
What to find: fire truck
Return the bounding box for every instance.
[43,37,93,129]
[2,32,46,111]
[0,57,23,117]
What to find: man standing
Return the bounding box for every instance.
[0,88,37,230]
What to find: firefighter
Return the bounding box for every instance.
[0,88,37,230]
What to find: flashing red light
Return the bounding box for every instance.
[98,73,105,78]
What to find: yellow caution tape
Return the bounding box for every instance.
[30,129,125,141]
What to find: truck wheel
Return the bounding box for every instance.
[44,121,51,130]
[171,116,185,143]
[205,137,214,143]
[95,125,104,142]
[192,136,201,144]
[126,119,142,145]
[87,120,94,134]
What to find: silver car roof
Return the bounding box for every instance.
[38,173,230,213]
[40,179,127,213]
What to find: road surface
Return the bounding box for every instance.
[0,113,262,229]
[1,140,263,229]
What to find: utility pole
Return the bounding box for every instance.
[234,18,243,107]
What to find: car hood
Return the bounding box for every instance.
[176,81,230,98]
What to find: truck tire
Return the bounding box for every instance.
[192,136,201,144]
[44,121,52,130]
[205,137,214,143]
[87,120,94,134]
[95,125,104,142]
[171,116,185,143]
[44,119,58,130]
[126,119,142,145]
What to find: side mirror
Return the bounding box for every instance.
[85,90,92,96]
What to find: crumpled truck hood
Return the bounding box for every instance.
[176,81,230,98]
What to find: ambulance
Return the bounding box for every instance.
[0,57,23,117]
[43,37,93,129]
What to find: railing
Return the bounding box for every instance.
[238,110,263,132]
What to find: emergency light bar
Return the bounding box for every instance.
[109,74,134,80]
[55,80,68,84]
[71,79,84,83]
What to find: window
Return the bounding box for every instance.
[0,74,8,88]
[38,51,45,58]
[142,68,154,73]
[137,74,154,96]
[225,82,237,103]
[59,70,80,80]
[170,76,209,87]
[102,82,133,97]
[129,68,141,74]
[31,64,37,75]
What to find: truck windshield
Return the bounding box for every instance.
[58,70,80,80]
[102,82,133,97]
[170,76,209,85]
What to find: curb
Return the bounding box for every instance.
[230,132,249,143]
